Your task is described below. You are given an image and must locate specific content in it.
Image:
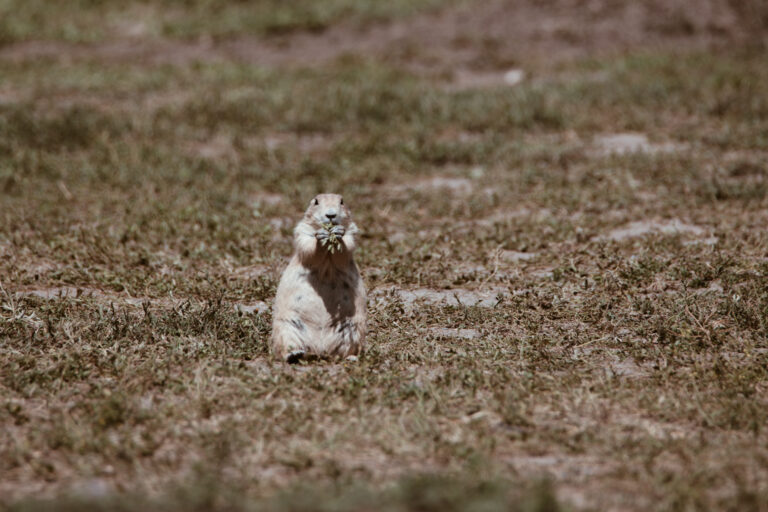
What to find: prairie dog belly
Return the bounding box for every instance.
[280,267,357,335]
[273,263,365,357]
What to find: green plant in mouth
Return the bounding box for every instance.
[320,222,342,254]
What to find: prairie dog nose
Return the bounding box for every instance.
[325,209,338,222]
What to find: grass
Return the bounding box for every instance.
[8,475,562,512]
[0,0,458,44]
[1,2,768,511]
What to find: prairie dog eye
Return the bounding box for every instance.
[340,198,344,205]
[313,198,319,206]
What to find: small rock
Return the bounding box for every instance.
[74,478,111,499]
[470,166,485,179]
[372,287,506,309]
[429,327,480,339]
[421,177,473,194]
[389,177,473,195]
[388,232,408,244]
[594,133,680,156]
[503,69,525,86]
[604,220,705,241]
[499,250,537,262]
[683,236,719,247]
[235,302,269,315]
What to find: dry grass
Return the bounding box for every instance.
[1,1,767,511]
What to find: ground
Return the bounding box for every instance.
[1,1,767,511]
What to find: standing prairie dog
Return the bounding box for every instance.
[271,194,366,363]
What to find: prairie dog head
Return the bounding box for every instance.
[302,193,352,229]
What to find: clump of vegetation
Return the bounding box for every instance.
[320,222,343,253]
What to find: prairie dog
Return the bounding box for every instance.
[271,194,366,362]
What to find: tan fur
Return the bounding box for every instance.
[271,194,366,362]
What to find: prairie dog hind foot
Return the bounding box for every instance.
[285,350,321,364]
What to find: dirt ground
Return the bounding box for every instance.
[1,1,767,511]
